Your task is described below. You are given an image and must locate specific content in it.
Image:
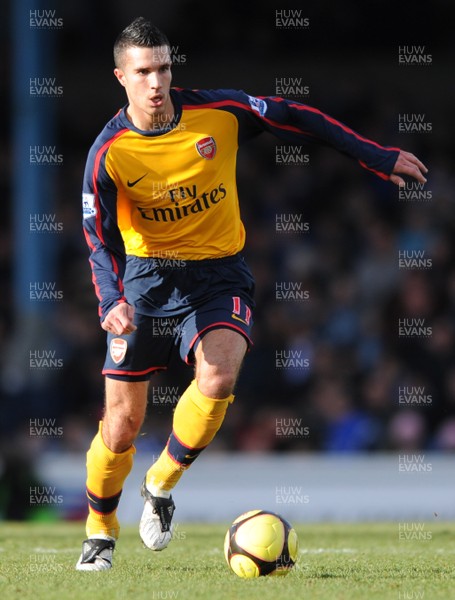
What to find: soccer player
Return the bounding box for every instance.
[76,17,428,570]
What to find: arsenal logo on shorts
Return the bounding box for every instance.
[110,338,128,364]
[195,136,217,160]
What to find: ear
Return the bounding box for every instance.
[114,68,126,88]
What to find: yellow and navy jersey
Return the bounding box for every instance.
[82,87,400,320]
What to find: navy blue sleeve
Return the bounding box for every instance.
[179,88,400,180]
[82,135,128,322]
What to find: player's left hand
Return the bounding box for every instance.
[390,150,428,187]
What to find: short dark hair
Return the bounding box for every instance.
[113,17,170,67]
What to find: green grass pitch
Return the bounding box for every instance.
[0,521,454,599]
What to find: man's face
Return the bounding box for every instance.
[114,45,173,128]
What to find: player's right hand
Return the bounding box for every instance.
[101,302,137,335]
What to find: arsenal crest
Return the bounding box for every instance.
[110,338,127,364]
[195,136,217,160]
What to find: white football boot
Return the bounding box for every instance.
[75,535,116,571]
[139,478,175,551]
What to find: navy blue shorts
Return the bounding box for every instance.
[103,253,255,381]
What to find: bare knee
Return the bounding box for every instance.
[195,329,247,399]
[197,368,238,399]
[104,410,143,450]
[102,379,148,452]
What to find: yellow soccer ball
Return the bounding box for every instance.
[224,509,299,578]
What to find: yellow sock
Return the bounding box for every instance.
[85,421,135,539]
[146,379,233,493]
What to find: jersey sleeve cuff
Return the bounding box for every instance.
[99,297,128,322]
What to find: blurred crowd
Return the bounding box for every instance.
[232,139,455,454]
[1,3,454,517]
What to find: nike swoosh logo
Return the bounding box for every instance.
[231,313,248,325]
[127,173,147,187]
